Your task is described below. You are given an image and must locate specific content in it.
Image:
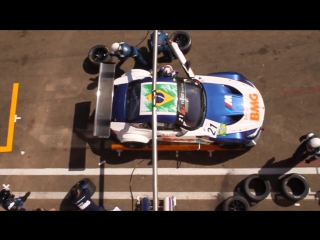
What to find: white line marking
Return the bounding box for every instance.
[14,115,21,122]
[11,191,317,200]
[0,167,318,175]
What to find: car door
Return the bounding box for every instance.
[156,122,197,143]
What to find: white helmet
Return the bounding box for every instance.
[162,65,174,77]
[309,138,320,148]
[111,42,121,53]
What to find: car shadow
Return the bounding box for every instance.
[68,102,92,170]
[76,134,251,166]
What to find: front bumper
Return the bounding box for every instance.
[245,128,262,147]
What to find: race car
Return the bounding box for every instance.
[93,42,265,149]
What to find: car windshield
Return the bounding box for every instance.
[175,78,206,130]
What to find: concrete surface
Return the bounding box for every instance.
[0,30,320,210]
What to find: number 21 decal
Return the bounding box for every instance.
[203,119,219,138]
[207,123,217,136]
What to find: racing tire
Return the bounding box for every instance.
[88,45,111,65]
[243,174,271,202]
[122,141,148,149]
[222,195,250,211]
[170,31,192,54]
[280,173,309,202]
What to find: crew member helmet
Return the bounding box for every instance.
[111,42,121,53]
[309,138,320,148]
[162,65,174,77]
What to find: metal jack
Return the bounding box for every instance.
[197,139,201,150]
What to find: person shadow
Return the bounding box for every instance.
[133,47,152,70]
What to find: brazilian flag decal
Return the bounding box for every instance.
[140,82,177,115]
[218,123,227,136]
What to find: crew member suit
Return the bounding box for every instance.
[70,187,105,211]
[148,30,174,61]
[2,192,29,211]
[110,42,148,67]
[293,133,320,161]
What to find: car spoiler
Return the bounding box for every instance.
[169,41,195,78]
[93,62,116,138]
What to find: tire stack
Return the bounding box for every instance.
[222,173,310,211]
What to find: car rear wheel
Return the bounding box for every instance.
[88,45,111,65]
[170,31,192,54]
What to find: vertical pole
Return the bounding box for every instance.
[151,30,158,211]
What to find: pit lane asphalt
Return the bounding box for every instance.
[0,30,320,211]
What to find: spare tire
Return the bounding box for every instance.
[243,174,271,202]
[280,173,309,201]
[88,45,111,65]
[170,31,192,54]
[222,195,250,211]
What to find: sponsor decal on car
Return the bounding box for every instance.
[139,82,177,115]
[249,93,259,121]
[224,95,232,111]
[218,123,227,136]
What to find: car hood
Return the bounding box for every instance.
[198,75,265,133]
[202,83,244,124]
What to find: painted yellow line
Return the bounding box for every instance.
[0,83,19,152]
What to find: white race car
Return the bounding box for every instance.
[93,42,265,149]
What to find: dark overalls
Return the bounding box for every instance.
[292,133,320,161]
[148,30,174,60]
[70,187,105,211]
[110,42,148,67]
[2,195,27,211]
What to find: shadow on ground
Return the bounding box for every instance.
[68,102,91,170]
[83,57,99,75]
[67,102,106,208]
